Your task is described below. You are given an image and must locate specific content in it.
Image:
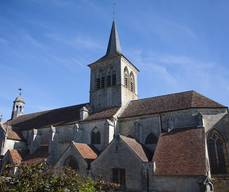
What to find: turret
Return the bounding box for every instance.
[11,89,25,119]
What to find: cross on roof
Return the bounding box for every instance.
[18,88,22,96]
[112,0,116,20]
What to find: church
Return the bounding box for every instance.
[0,21,229,192]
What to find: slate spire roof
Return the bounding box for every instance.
[88,21,139,71]
[106,21,122,56]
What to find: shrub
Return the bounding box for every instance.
[0,163,119,192]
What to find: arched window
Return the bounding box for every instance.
[64,155,79,170]
[107,71,111,87]
[101,72,105,88]
[91,127,101,144]
[145,133,158,144]
[207,130,226,174]
[96,78,100,90]
[130,72,135,92]
[124,67,129,88]
[112,71,116,86]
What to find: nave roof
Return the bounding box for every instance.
[120,90,226,119]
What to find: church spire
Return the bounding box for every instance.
[106,21,122,56]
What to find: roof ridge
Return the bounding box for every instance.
[131,90,194,103]
[6,102,88,123]
[120,135,148,162]
[190,91,225,107]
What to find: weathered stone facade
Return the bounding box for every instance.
[1,21,229,192]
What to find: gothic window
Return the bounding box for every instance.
[124,67,129,88]
[112,71,116,86]
[130,72,135,92]
[207,130,226,174]
[217,139,226,173]
[64,156,79,170]
[91,127,101,144]
[101,76,105,88]
[145,133,158,144]
[208,139,217,173]
[96,78,100,90]
[112,168,126,187]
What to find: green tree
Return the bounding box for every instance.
[0,163,119,192]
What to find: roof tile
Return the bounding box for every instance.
[153,127,207,176]
[73,142,97,160]
[8,149,22,165]
[120,91,225,118]
[6,126,23,141]
[22,146,49,165]
[84,107,119,121]
[121,135,148,162]
[6,103,87,130]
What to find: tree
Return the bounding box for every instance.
[0,163,119,192]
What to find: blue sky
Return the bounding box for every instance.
[1,0,229,120]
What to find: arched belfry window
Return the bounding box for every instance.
[64,155,79,170]
[96,76,100,90]
[130,72,135,92]
[207,130,227,174]
[91,127,101,144]
[145,133,158,144]
[112,70,116,86]
[107,71,111,87]
[101,72,105,89]
[124,67,129,88]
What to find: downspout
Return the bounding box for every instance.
[159,113,163,133]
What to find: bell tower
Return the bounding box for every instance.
[89,21,139,112]
[11,89,25,119]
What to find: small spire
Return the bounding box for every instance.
[106,21,122,56]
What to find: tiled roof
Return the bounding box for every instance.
[6,103,87,130]
[121,135,148,162]
[83,107,120,121]
[120,91,226,118]
[73,142,97,160]
[6,126,23,141]
[5,146,48,166]
[8,149,22,165]
[22,146,48,165]
[153,128,207,176]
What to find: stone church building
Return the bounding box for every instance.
[1,21,229,192]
